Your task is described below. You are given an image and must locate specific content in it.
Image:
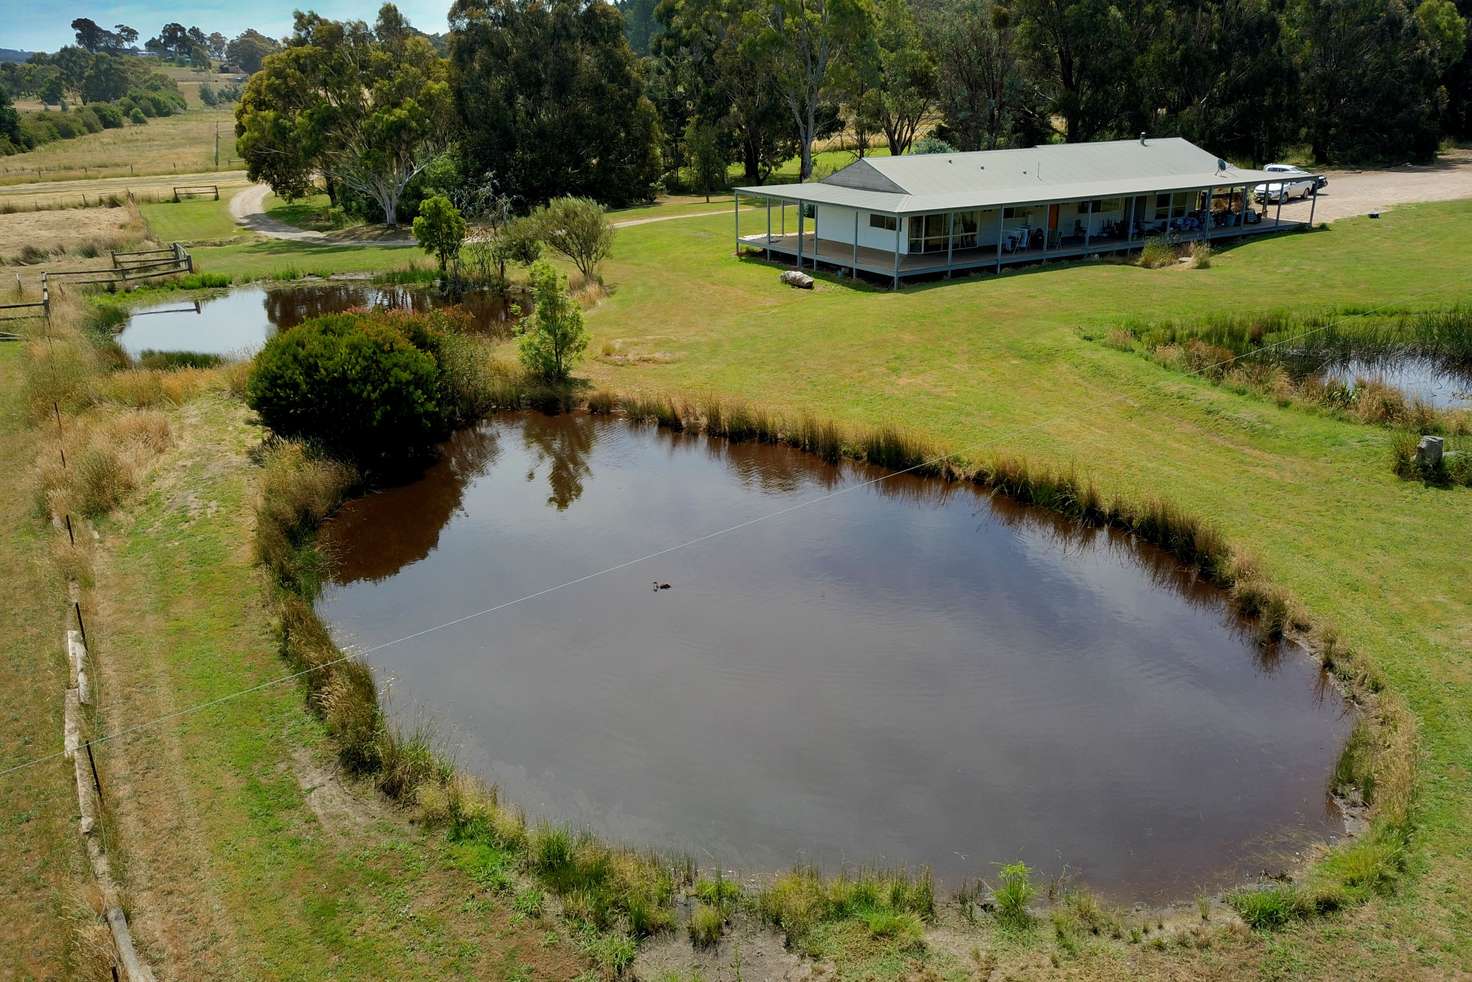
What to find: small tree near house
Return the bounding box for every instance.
[518,261,589,384]
[535,196,614,284]
[685,120,728,202]
[413,194,467,277]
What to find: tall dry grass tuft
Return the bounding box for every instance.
[980,456,1105,521]
[1137,237,1178,269]
[792,413,843,463]
[98,367,213,408]
[1120,497,1229,576]
[61,886,116,981]
[71,445,135,517]
[108,410,173,454]
[859,425,940,474]
[254,441,357,597]
[319,659,384,774]
[22,336,99,419]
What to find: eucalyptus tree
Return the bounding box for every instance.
[1012,0,1141,142]
[449,0,662,206]
[1289,0,1457,162]
[656,0,791,183]
[235,5,452,226]
[871,0,935,155]
[1132,0,1297,165]
[929,0,1038,150]
[753,0,875,180]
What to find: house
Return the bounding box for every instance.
[732,136,1320,287]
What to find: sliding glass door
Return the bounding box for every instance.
[906,211,985,253]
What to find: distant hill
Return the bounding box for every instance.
[0,48,39,64]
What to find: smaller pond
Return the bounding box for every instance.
[1312,355,1472,410]
[317,412,1354,902]
[115,283,518,360]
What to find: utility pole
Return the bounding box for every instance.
[214,122,220,169]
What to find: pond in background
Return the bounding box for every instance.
[115,283,517,359]
[1314,355,1472,410]
[317,413,1352,902]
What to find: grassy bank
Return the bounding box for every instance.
[1094,303,1472,437]
[7,298,591,979]
[0,342,95,977]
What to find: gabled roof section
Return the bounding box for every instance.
[844,137,1227,198]
[822,158,907,195]
[734,137,1315,215]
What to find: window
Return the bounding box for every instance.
[1154,192,1190,220]
[869,213,897,231]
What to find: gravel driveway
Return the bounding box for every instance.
[1279,148,1472,224]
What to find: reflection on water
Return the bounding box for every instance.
[116,283,519,359]
[522,413,596,511]
[1314,355,1472,410]
[327,427,502,585]
[318,412,1352,902]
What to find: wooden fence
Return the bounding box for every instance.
[173,185,219,202]
[0,275,49,335]
[0,244,193,330]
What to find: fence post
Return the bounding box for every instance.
[53,401,67,468]
[85,742,103,802]
[74,601,87,649]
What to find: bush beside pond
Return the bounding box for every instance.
[245,308,492,469]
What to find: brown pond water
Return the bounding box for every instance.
[116,283,516,359]
[317,412,1352,902]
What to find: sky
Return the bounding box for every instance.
[5,0,452,52]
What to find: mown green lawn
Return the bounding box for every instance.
[139,189,254,245]
[193,237,424,279]
[263,192,361,232]
[567,200,1472,975]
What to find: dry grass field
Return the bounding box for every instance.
[0,205,149,263]
[156,65,246,109]
[0,109,243,185]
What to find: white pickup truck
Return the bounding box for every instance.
[1254,163,1319,204]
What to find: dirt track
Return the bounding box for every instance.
[1279,148,1472,224]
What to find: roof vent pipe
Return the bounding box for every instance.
[1140,131,1147,145]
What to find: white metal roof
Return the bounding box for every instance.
[736,138,1309,215]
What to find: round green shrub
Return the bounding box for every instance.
[246,313,449,467]
[93,103,124,128]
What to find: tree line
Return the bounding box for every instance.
[234,0,1469,228]
[650,0,1470,181]
[0,51,190,156]
[68,17,283,73]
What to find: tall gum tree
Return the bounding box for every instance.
[448,0,662,207]
[235,4,450,226]
[752,0,874,181]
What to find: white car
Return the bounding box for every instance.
[1254,163,1317,204]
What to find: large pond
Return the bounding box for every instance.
[317,413,1352,901]
[115,283,516,359]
